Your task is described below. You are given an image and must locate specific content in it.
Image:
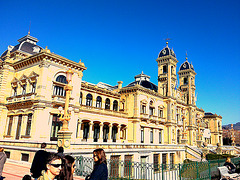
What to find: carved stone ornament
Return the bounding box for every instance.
[39,61,50,68]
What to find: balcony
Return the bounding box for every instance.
[6,93,36,103]
[158,117,166,123]
[80,104,127,117]
[140,113,149,119]
[149,115,158,121]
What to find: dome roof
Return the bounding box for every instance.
[0,34,42,60]
[158,42,176,58]
[126,72,158,92]
[179,60,195,71]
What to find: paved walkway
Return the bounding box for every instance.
[2,159,84,180]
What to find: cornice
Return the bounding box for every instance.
[12,51,87,71]
[81,82,120,98]
[120,85,164,98]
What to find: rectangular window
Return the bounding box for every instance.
[22,84,26,95]
[21,153,29,162]
[110,156,120,177]
[7,116,13,136]
[141,127,144,143]
[150,128,153,143]
[5,151,10,159]
[25,114,32,136]
[154,154,159,171]
[149,107,154,115]
[13,87,17,96]
[141,105,146,114]
[15,115,22,140]
[32,82,36,93]
[163,66,167,74]
[162,153,167,170]
[159,130,162,144]
[158,109,163,117]
[170,153,174,169]
[50,114,62,141]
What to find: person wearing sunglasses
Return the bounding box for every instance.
[85,148,108,180]
[38,153,62,180]
[58,155,75,180]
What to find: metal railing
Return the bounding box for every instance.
[74,156,240,180]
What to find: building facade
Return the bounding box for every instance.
[0,34,223,165]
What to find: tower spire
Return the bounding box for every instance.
[185,51,188,61]
[28,21,31,35]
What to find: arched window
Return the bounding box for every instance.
[112,125,118,142]
[96,96,102,108]
[184,77,188,85]
[93,124,100,142]
[103,124,109,142]
[105,98,110,110]
[79,92,82,105]
[113,100,118,111]
[83,122,89,140]
[86,94,92,106]
[56,75,67,84]
[53,75,67,96]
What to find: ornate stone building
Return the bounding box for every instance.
[0,33,223,165]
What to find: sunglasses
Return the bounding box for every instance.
[93,154,98,158]
[73,164,76,168]
[49,164,62,168]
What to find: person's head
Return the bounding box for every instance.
[22,175,31,180]
[226,157,231,163]
[41,143,47,149]
[0,147,4,152]
[58,147,64,153]
[59,155,75,180]
[46,153,62,179]
[93,148,107,165]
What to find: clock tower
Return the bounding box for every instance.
[178,56,196,105]
[156,42,178,97]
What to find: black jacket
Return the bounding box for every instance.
[30,150,49,178]
[87,163,108,180]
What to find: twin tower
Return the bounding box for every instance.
[156,42,196,105]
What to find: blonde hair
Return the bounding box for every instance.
[0,148,4,152]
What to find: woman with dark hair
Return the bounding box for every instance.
[58,155,76,180]
[86,148,108,180]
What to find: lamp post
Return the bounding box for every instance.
[57,69,73,149]
[196,114,203,148]
[181,108,188,144]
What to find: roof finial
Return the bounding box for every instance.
[28,21,31,35]
[185,50,188,61]
[165,33,171,47]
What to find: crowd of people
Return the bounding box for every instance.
[29,143,108,180]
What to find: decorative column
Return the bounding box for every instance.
[78,121,83,139]
[88,122,94,143]
[116,125,121,143]
[99,123,103,143]
[108,124,112,143]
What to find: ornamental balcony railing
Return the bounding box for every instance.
[140,113,149,119]
[80,104,127,117]
[6,93,36,103]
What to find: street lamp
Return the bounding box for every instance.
[181,108,188,144]
[57,69,73,148]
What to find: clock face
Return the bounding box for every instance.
[162,49,166,55]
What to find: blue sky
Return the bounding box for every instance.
[0,0,239,125]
